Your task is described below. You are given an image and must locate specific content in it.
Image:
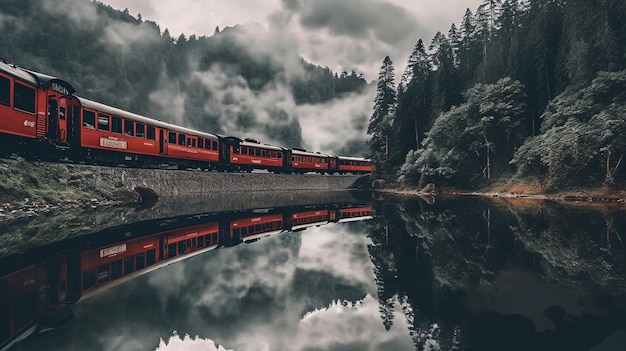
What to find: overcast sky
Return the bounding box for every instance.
[100,0,483,80]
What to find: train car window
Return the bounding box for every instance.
[205,139,211,150]
[198,138,204,149]
[147,249,156,266]
[83,110,96,129]
[98,113,110,131]
[178,134,185,146]
[198,236,204,247]
[168,243,177,258]
[205,234,211,245]
[12,291,37,332]
[111,260,123,280]
[191,138,196,148]
[111,116,122,133]
[168,132,176,144]
[135,253,145,270]
[255,148,261,157]
[147,125,155,140]
[97,264,110,284]
[278,152,282,158]
[136,123,145,138]
[178,241,186,254]
[212,140,218,150]
[13,83,35,113]
[124,120,134,136]
[123,256,134,276]
[82,269,96,290]
[212,233,218,243]
[0,75,9,106]
[242,147,248,155]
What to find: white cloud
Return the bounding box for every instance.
[155,332,234,351]
[294,295,415,350]
[100,0,483,80]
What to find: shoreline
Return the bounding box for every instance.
[378,185,626,206]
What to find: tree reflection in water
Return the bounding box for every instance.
[369,195,626,351]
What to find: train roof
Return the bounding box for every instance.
[76,96,218,140]
[0,60,76,95]
[337,155,371,162]
[291,149,330,157]
[239,140,284,151]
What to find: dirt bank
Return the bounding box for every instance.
[380,182,626,208]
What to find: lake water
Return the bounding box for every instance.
[2,193,625,351]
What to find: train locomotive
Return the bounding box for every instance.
[0,59,372,174]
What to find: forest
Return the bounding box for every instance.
[0,0,367,151]
[369,0,626,192]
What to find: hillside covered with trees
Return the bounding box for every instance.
[369,0,626,192]
[0,0,368,151]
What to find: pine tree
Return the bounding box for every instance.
[368,56,397,178]
[448,23,461,68]
[393,40,433,165]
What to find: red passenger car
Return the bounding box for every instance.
[75,97,220,168]
[224,138,284,172]
[336,205,373,223]
[73,221,220,301]
[290,149,330,174]
[290,209,331,231]
[337,156,373,174]
[230,213,284,242]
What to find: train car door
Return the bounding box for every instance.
[57,97,69,143]
[159,129,167,154]
[47,96,69,143]
[47,96,58,141]
[329,157,337,172]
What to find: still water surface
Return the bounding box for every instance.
[3,193,626,351]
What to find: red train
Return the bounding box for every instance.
[0,59,372,174]
[1,202,372,350]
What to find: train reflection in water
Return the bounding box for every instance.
[0,202,373,351]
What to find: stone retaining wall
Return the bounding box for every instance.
[87,166,364,196]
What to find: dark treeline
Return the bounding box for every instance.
[0,0,367,148]
[369,0,626,191]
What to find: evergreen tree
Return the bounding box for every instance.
[368,56,397,179]
[393,40,433,166]
[429,32,462,116]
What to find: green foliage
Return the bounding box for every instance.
[399,78,527,186]
[368,56,397,179]
[380,0,626,191]
[512,70,626,190]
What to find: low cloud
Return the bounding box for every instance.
[41,0,101,30]
[103,21,161,50]
[283,0,418,47]
[296,87,373,156]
